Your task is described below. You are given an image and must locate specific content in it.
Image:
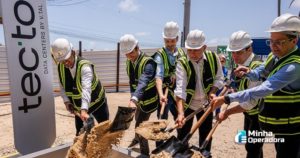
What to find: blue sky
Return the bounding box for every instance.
[1,0,300,51]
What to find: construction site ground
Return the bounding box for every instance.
[0,92,275,158]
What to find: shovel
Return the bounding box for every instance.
[158,86,169,119]
[151,105,213,156]
[199,103,229,154]
[110,106,136,132]
[163,103,208,134]
[74,112,96,134]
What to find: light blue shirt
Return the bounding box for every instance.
[229,47,300,108]
[154,47,178,80]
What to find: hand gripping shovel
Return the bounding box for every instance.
[158,86,169,119]
[110,106,136,132]
[162,103,208,134]
[151,105,213,156]
[74,112,96,134]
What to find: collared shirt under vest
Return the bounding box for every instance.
[234,53,262,115]
[175,51,224,110]
[58,56,106,112]
[153,47,186,99]
[126,52,158,113]
[258,49,300,135]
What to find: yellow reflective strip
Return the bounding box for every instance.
[89,86,105,107]
[145,80,156,91]
[269,56,300,76]
[206,52,215,78]
[265,53,273,66]
[246,108,259,115]
[159,49,169,76]
[59,64,66,87]
[274,131,300,136]
[141,95,158,106]
[259,115,300,125]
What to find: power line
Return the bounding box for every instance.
[47,0,91,6]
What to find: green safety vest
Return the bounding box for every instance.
[177,51,218,109]
[126,53,158,113]
[259,49,300,135]
[58,57,106,112]
[237,57,262,116]
[153,47,186,100]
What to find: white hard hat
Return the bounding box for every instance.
[267,13,300,34]
[162,21,179,39]
[227,30,253,52]
[185,29,205,49]
[120,34,138,54]
[51,38,73,62]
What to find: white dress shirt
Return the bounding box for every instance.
[60,56,93,110]
[174,52,224,110]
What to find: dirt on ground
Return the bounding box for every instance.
[0,92,276,158]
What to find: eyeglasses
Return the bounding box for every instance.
[266,38,293,47]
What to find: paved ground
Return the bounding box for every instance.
[0,92,275,157]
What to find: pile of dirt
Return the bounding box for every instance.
[135,120,170,141]
[67,120,124,158]
[150,150,203,158]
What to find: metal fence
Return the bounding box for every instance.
[0,46,158,104]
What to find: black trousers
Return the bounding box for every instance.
[75,100,110,135]
[177,108,213,151]
[274,135,300,158]
[244,113,264,158]
[134,107,152,156]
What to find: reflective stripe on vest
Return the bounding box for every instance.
[238,59,262,115]
[178,51,217,109]
[259,49,300,135]
[155,47,186,101]
[126,53,158,113]
[58,58,105,111]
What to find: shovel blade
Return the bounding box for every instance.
[110,106,136,132]
[151,136,187,156]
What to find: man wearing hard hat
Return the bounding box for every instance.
[175,29,224,157]
[51,38,109,135]
[153,21,186,146]
[211,13,300,158]
[120,34,158,156]
[218,31,264,158]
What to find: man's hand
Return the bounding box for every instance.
[234,65,250,78]
[217,110,229,122]
[80,109,89,122]
[208,93,216,102]
[159,94,168,105]
[176,113,185,128]
[128,100,137,108]
[211,96,225,111]
[64,101,74,114]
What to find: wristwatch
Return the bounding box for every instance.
[224,95,231,104]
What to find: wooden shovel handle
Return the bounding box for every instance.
[159,87,169,119]
[201,103,229,149]
[190,106,212,135]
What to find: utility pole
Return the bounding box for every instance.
[278,0,281,16]
[182,0,191,47]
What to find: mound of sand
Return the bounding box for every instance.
[67,120,124,158]
[135,120,171,141]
